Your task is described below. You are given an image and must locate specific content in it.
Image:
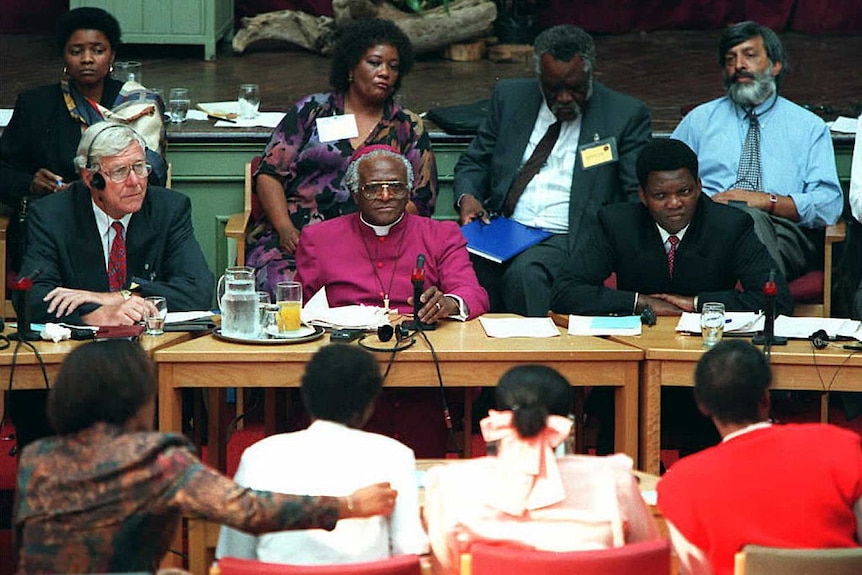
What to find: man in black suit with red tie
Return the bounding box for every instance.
[550,138,792,317]
[550,138,792,457]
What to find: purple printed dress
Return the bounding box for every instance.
[246,91,438,295]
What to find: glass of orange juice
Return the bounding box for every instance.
[276,281,303,332]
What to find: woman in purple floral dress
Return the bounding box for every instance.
[248,18,438,295]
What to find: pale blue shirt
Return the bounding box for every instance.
[672,94,842,228]
[512,100,581,233]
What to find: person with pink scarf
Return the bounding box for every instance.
[423,365,659,574]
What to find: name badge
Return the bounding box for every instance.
[316,114,359,143]
[578,137,618,169]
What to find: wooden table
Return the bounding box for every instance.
[610,318,862,475]
[155,315,644,471]
[0,330,193,419]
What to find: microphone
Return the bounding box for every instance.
[403,254,436,332]
[753,270,787,347]
[10,269,43,341]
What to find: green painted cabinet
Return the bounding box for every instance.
[68,0,234,60]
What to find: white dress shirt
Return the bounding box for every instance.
[216,420,428,564]
[512,100,581,233]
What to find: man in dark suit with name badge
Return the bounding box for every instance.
[551,138,793,317]
[551,138,792,457]
[454,25,651,317]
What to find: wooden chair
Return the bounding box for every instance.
[1,212,9,319]
[467,539,672,575]
[790,220,846,317]
[211,555,422,575]
[734,544,862,575]
[224,160,255,267]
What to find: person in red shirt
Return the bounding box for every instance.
[657,340,862,575]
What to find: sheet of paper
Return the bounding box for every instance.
[676,312,764,334]
[567,315,642,336]
[773,315,862,339]
[214,112,285,128]
[478,317,560,338]
[166,311,213,324]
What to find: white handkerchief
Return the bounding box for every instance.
[301,287,390,329]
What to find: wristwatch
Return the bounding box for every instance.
[120,289,133,301]
[766,193,778,213]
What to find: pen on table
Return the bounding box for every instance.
[208,114,237,124]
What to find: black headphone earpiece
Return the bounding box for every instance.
[810,329,830,350]
[91,172,106,190]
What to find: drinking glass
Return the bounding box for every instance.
[237,83,260,119]
[168,88,190,123]
[276,281,303,333]
[113,61,142,84]
[144,296,168,335]
[700,302,726,348]
[257,291,271,333]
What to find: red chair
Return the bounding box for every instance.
[213,555,422,575]
[469,539,672,575]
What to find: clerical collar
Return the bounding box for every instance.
[722,421,772,443]
[359,213,404,237]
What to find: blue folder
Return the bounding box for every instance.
[461,218,553,264]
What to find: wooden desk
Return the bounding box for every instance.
[155,315,644,471]
[610,318,862,475]
[0,331,193,420]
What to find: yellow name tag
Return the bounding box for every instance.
[578,137,618,169]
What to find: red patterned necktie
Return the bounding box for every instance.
[667,234,680,278]
[108,221,127,291]
[504,121,563,217]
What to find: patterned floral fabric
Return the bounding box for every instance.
[15,423,340,574]
[246,91,438,294]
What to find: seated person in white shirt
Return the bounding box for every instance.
[216,343,428,564]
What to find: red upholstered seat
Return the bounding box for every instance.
[470,539,672,575]
[788,270,824,303]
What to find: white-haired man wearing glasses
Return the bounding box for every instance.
[15,121,213,327]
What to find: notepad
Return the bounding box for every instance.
[567,315,642,336]
[461,218,552,263]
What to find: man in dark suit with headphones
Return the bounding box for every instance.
[15,121,213,326]
[10,121,213,453]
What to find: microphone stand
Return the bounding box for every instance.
[9,274,42,341]
[753,272,787,348]
[402,254,435,332]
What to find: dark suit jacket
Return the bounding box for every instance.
[17,181,214,324]
[453,79,651,251]
[550,195,794,315]
[0,79,124,210]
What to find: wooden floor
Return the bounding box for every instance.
[1,30,861,133]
